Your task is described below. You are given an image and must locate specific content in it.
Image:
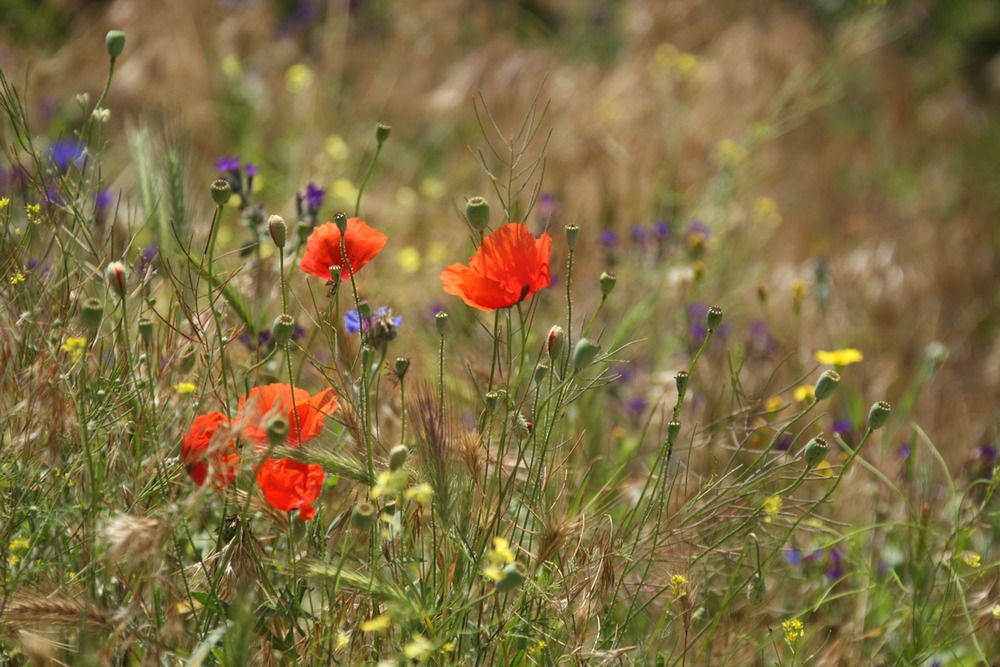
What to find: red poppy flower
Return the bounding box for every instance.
[182,412,239,488]
[237,383,338,448]
[256,457,325,520]
[299,218,387,281]
[440,223,552,311]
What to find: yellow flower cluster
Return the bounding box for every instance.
[815,348,863,366]
[483,536,517,582]
[782,619,804,645]
[61,337,88,363]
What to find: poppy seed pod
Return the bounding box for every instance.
[210,179,232,206]
[813,370,840,401]
[375,122,391,144]
[707,306,724,331]
[484,391,499,414]
[137,318,153,345]
[533,363,549,385]
[675,371,690,400]
[435,311,450,336]
[667,420,681,443]
[266,416,290,447]
[105,30,126,59]
[389,444,409,471]
[867,401,891,430]
[272,314,296,346]
[394,357,410,379]
[333,212,348,234]
[466,197,490,230]
[81,297,104,330]
[803,436,829,467]
[565,224,580,249]
[599,271,617,296]
[352,502,377,530]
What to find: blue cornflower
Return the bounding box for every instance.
[49,140,85,171]
[344,307,402,347]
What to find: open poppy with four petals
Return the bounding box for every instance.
[236,383,338,448]
[299,217,387,281]
[440,223,552,311]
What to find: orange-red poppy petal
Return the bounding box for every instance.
[299,218,387,281]
[237,384,339,447]
[182,412,238,488]
[256,457,325,520]
[440,223,551,311]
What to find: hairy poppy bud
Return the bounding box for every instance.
[394,357,410,379]
[547,325,565,361]
[867,401,891,430]
[572,338,600,371]
[105,30,126,59]
[803,436,829,467]
[533,363,549,385]
[389,444,409,471]
[484,391,499,414]
[813,370,840,401]
[466,197,490,230]
[106,261,128,298]
[268,215,287,247]
[435,311,449,336]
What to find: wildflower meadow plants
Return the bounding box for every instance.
[1,26,999,667]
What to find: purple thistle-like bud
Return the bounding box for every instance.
[215,155,241,172]
[305,182,325,212]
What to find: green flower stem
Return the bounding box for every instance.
[562,246,575,378]
[354,140,385,218]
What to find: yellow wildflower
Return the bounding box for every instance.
[404,483,434,507]
[419,177,446,201]
[61,337,88,363]
[324,134,350,161]
[782,619,804,645]
[403,634,433,661]
[961,552,982,568]
[220,54,242,79]
[814,460,834,478]
[25,203,41,224]
[360,613,392,633]
[371,469,408,500]
[0,196,9,211]
[763,495,782,522]
[397,246,422,273]
[670,573,688,598]
[992,604,1000,620]
[764,396,784,412]
[335,630,350,649]
[488,537,516,565]
[285,63,314,92]
[815,348,863,366]
[528,640,547,656]
[712,139,747,168]
[442,641,455,652]
[9,272,25,285]
[174,382,197,395]
[793,385,815,402]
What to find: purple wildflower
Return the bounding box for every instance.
[136,245,158,278]
[95,189,113,211]
[215,155,241,172]
[747,319,779,358]
[49,140,85,171]
[897,442,911,461]
[537,192,562,219]
[245,162,259,177]
[653,219,671,240]
[345,307,402,347]
[630,224,647,244]
[684,220,710,249]
[305,182,325,211]
[626,396,648,415]
[783,549,803,566]
[826,547,845,581]
[599,228,618,247]
[257,329,272,346]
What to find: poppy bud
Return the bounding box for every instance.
[333,212,348,234]
[667,420,681,443]
[867,401,891,430]
[675,371,689,400]
[565,224,580,249]
[466,197,490,231]
[352,502,377,530]
[435,311,449,336]
[105,30,126,59]
[803,436,829,467]
[81,297,104,331]
[375,122,392,145]
[266,416,289,446]
[599,271,617,296]
[547,325,565,362]
[138,318,153,345]
[394,357,410,379]
[484,391,499,414]
[572,338,600,371]
[329,265,342,285]
[707,306,724,331]
[813,370,840,401]
[268,215,287,247]
[272,314,296,346]
[534,363,549,385]
[389,444,409,471]
[211,179,232,206]
[494,561,527,593]
[106,261,128,298]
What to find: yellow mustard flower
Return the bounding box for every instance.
[25,203,41,224]
[404,483,434,507]
[793,385,815,402]
[0,196,9,211]
[763,495,782,522]
[403,634,433,661]
[489,537,516,565]
[528,640,547,656]
[815,348,863,366]
[9,272,25,285]
[174,382,197,395]
[961,552,982,568]
[361,613,391,633]
[670,573,688,597]
[61,337,88,363]
[782,619,804,645]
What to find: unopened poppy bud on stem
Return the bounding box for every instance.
[211,179,232,206]
[268,215,287,247]
[534,363,549,385]
[375,122,391,144]
[547,325,565,361]
[803,436,829,467]
[572,338,600,371]
[599,271,617,296]
[813,370,840,401]
[106,262,128,298]
[329,265,342,285]
[105,30,126,60]
[138,318,153,345]
[667,420,681,443]
[707,306,724,331]
[394,357,410,379]
[466,197,490,231]
[389,445,409,471]
[867,401,891,430]
[484,391,499,414]
[272,314,296,346]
